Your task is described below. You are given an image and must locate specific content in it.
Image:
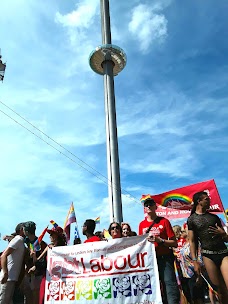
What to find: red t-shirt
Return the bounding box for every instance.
[138,217,175,256]
[84,236,101,243]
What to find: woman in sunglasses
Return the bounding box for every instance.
[108,222,122,239]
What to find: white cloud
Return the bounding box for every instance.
[128,4,168,52]
[55,1,99,29]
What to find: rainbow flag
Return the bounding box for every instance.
[63,202,76,244]
[103,229,112,240]
[30,226,48,252]
[140,194,154,204]
[201,274,220,301]
[50,220,58,228]
[94,216,100,224]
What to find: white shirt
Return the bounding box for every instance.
[1,235,25,281]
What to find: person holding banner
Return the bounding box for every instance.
[108,222,122,239]
[121,223,132,237]
[188,191,228,304]
[139,196,180,304]
[28,225,67,304]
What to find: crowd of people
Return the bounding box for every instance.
[0,191,228,304]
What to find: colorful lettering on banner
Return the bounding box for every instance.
[45,236,162,304]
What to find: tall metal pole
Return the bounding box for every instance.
[101,0,122,223]
[89,0,127,223]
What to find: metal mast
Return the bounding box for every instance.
[89,0,126,223]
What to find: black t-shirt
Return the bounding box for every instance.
[187,212,226,251]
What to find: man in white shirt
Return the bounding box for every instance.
[0,223,25,304]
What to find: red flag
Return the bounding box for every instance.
[146,179,224,212]
[156,205,191,220]
[38,226,48,243]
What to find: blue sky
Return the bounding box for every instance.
[0,0,228,250]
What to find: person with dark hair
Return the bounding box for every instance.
[23,221,47,304]
[188,191,228,303]
[108,222,122,239]
[82,219,101,243]
[73,238,81,245]
[121,223,132,237]
[94,231,105,240]
[138,196,180,304]
[29,225,67,304]
[0,223,25,304]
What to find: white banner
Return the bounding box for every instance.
[45,235,162,304]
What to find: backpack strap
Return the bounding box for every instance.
[146,216,163,233]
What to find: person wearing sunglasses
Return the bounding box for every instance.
[139,195,180,304]
[108,222,122,239]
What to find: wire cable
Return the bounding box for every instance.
[0,100,141,205]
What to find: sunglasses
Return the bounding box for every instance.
[144,203,155,208]
[111,226,120,230]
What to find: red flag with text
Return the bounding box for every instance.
[151,179,224,215]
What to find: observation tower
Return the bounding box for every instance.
[89,0,127,223]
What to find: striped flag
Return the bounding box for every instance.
[63,202,76,244]
[94,216,100,224]
[50,220,58,228]
[201,274,220,301]
[31,226,48,252]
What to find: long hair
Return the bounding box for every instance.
[108,222,122,236]
[191,191,208,215]
[56,233,67,246]
[121,222,132,237]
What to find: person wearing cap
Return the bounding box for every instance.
[138,195,180,304]
[28,225,67,304]
[82,219,101,243]
[23,221,47,304]
[0,222,25,304]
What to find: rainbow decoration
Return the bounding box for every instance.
[161,193,192,208]
[201,274,220,301]
[29,226,48,252]
[94,216,100,224]
[50,220,58,228]
[140,194,154,203]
